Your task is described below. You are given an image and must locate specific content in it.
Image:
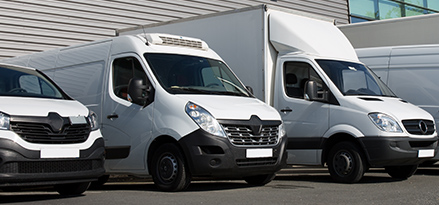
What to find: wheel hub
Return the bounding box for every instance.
[334,151,353,175]
[159,155,178,182]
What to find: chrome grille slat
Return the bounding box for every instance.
[222,124,279,146]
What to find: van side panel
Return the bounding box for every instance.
[388,46,439,129]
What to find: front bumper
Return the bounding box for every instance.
[360,135,438,167]
[178,129,287,178]
[0,138,105,187]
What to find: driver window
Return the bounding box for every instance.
[284,61,324,99]
[113,57,148,101]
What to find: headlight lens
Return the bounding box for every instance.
[185,102,226,137]
[0,112,10,130]
[279,123,286,137]
[368,113,402,133]
[87,111,99,131]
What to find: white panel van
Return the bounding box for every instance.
[118,5,439,183]
[0,63,105,195]
[3,34,287,191]
[357,44,439,161]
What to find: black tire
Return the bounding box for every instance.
[151,143,191,192]
[327,141,366,183]
[55,182,90,195]
[244,173,276,186]
[385,165,418,180]
[90,175,110,189]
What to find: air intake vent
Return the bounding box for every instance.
[144,33,208,50]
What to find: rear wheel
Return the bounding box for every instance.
[55,182,90,195]
[151,143,191,192]
[385,165,418,180]
[244,173,276,186]
[327,142,366,183]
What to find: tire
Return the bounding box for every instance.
[385,165,418,180]
[55,182,90,195]
[327,142,366,183]
[244,173,276,186]
[151,143,191,192]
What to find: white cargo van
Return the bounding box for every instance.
[2,33,287,191]
[119,5,439,183]
[356,44,439,161]
[0,63,104,195]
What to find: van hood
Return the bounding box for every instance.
[176,95,281,121]
[346,96,434,121]
[0,97,89,117]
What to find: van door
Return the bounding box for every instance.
[102,54,155,171]
[274,57,330,165]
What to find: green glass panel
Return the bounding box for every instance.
[349,0,376,18]
[427,0,439,11]
[379,0,402,19]
[405,5,425,16]
[404,0,424,7]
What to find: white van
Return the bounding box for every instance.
[119,5,439,183]
[356,44,439,161]
[0,63,104,195]
[2,33,287,191]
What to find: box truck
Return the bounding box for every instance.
[118,5,439,183]
[356,44,439,162]
[2,33,287,191]
[0,63,104,195]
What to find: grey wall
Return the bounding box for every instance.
[0,0,349,59]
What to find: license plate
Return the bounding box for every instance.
[246,148,272,158]
[41,148,80,158]
[418,149,434,158]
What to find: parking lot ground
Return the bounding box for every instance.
[2,165,439,204]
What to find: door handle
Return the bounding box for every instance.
[280,108,292,113]
[107,114,119,120]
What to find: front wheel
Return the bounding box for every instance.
[244,173,276,186]
[151,143,191,192]
[55,182,90,195]
[327,142,366,183]
[385,165,418,180]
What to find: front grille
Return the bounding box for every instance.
[11,122,90,144]
[223,125,279,146]
[0,160,103,174]
[236,157,277,167]
[402,119,435,135]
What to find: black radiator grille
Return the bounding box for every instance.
[11,122,90,144]
[236,157,278,167]
[402,119,435,135]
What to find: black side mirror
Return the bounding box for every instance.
[304,80,318,101]
[127,77,154,106]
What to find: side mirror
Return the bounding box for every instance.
[304,80,318,101]
[127,77,153,106]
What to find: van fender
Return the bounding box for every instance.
[323,124,365,139]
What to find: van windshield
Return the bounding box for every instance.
[0,66,68,99]
[144,53,251,97]
[316,60,396,97]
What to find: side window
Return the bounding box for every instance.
[113,57,148,101]
[283,62,325,99]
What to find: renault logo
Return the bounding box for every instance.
[418,120,428,135]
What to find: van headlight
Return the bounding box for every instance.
[368,113,402,133]
[87,111,99,131]
[279,123,286,137]
[185,102,226,137]
[0,112,10,130]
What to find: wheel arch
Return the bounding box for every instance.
[147,135,182,174]
[322,133,370,167]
